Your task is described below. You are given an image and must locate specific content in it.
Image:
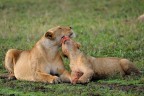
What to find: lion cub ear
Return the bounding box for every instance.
[76,42,81,49]
[45,31,55,40]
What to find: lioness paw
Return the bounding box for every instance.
[53,76,61,84]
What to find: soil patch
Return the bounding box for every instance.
[97,83,144,93]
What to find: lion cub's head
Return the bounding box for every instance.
[40,26,76,48]
[61,36,80,57]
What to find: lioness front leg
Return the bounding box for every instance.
[36,71,61,83]
[58,69,71,83]
[76,70,94,84]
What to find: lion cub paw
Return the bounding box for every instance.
[78,78,90,84]
[71,71,83,84]
[72,78,79,84]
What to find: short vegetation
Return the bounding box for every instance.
[0,0,144,96]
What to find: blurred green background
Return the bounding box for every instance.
[0,0,144,96]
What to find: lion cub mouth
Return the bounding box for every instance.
[61,36,70,44]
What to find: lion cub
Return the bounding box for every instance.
[61,36,140,84]
[4,26,75,83]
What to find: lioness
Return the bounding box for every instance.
[4,26,75,83]
[61,36,140,84]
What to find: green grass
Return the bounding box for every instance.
[0,0,144,96]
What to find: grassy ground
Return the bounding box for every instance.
[0,0,144,96]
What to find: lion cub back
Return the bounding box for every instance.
[90,57,125,77]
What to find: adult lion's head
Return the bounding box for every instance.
[40,26,76,48]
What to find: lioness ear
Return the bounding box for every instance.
[58,27,62,29]
[45,31,54,40]
[76,42,81,49]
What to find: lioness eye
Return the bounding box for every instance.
[69,33,73,37]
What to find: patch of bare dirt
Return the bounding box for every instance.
[97,83,144,93]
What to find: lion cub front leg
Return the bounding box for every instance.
[71,71,83,84]
[76,70,94,84]
[36,70,61,84]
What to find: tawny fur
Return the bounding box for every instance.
[138,14,144,22]
[4,26,75,83]
[62,38,140,84]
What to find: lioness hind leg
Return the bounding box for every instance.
[8,73,16,80]
[4,49,21,79]
[5,52,14,73]
[36,71,61,83]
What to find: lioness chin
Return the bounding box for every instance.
[61,36,141,84]
[4,26,75,83]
